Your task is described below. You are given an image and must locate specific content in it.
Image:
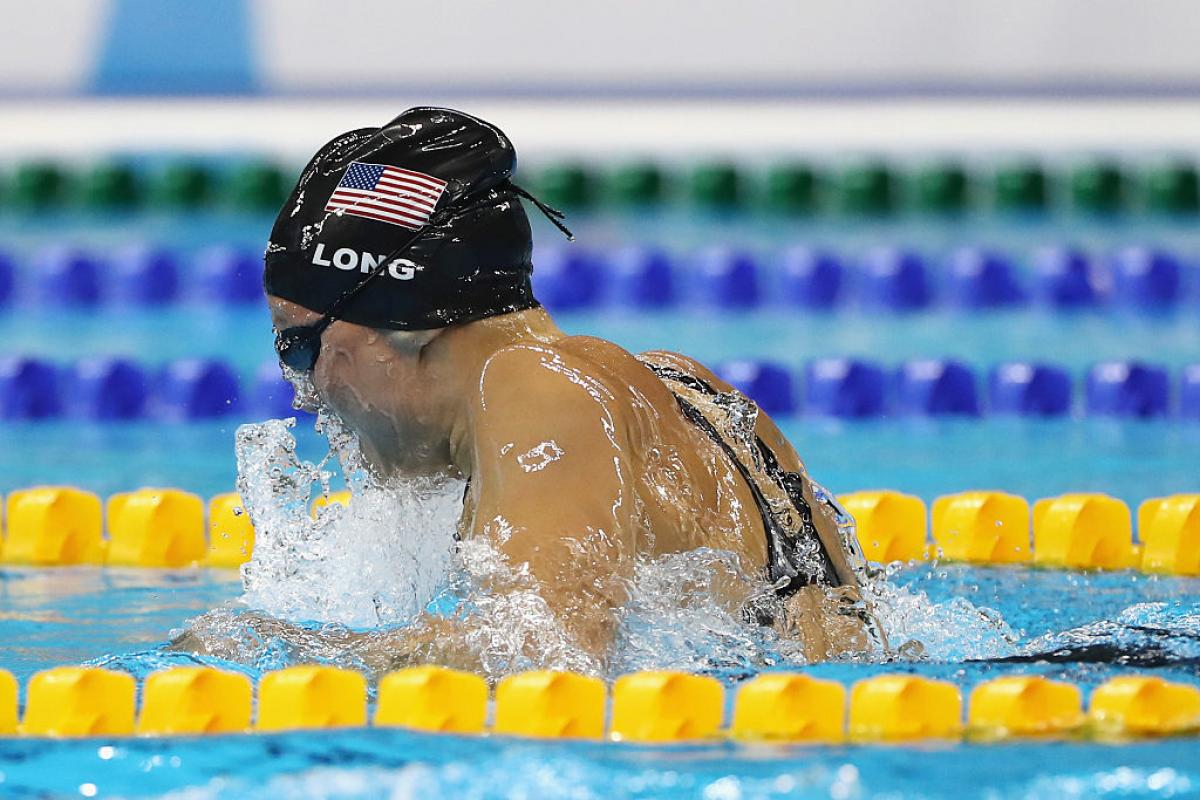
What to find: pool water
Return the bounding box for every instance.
[0,563,1198,798]
[1,305,1198,504]
[1,417,1198,510]
[2,163,1199,799]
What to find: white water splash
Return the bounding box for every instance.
[449,538,604,676]
[864,566,1020,661]
[613,547,789,675]
[235,415,462,628]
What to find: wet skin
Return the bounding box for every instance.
[178,298,869,671]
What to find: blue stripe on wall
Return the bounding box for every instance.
[91,0,256,95]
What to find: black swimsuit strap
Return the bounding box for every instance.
[646,364,838,594]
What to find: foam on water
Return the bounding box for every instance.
[235,415,462,628]
[864,564,1021,661]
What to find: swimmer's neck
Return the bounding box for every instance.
[363,306,565,481]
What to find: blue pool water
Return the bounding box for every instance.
[2,417,1198,510]
[2,178,1199,799]
[1,564,1198,798]
[17,306,1200,376]
[1,307,1197,506]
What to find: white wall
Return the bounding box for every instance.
[3,99,1200,158]
[253,0,1200,94]
[2,1,1200,96]
[0,0,108,93]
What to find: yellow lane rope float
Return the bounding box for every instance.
[2,666,1197,744]
[4,486,1195,574]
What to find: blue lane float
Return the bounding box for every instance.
[110,246,180,306]
[29,247,103,307]
[0,357,301,423]
[2,356,1198,423]
[716,360,795,415]
[0,251,15,306]
[1,243,1194,313]
[1031,246,1102,308]
[151,358,242,420]
[1111,247,1182,309]
[779,247,843,310]
[893,359,980,416]
[251,361,311,420]
[0,357,62,420]
[802,358,886,418]
[945,248,1027,309]
[693,247,761,309]
[608,246,675,309]
[858,247,931,311]
[532,247,605,311]
[988,362,1073,417]
[190,246,262,305]
[1182,365,1200,420]
[64,357,149,420]
[1086,361,1171,418]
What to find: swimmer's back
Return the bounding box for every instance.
[483,334,771,566]
[549,337,861,588]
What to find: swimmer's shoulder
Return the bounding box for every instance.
[476,336,677,408]
[488,335,655,381]
[472,337,623,411]
[471,338,663,461]
[555,337,697,400]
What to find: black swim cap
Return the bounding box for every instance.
[264,107,556,331]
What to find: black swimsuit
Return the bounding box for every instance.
[638,356,868,596]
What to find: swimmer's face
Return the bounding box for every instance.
[268,296,443,466]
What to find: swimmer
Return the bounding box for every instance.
[176,107,882,672]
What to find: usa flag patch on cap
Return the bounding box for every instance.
[325,161,448,230]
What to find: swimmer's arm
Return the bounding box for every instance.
[169,345,634,672]
[461,344,638,661]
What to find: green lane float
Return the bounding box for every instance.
[1,156,1198,216]
[914,161,970,214]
